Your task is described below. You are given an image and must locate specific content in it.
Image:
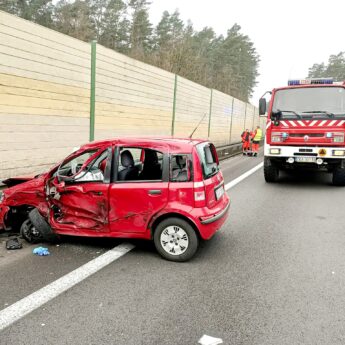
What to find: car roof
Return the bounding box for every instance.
[80,137,208,153]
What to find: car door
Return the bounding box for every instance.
[108,146,169,234]
[48,148,112,234]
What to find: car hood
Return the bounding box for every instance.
[2,176,37,188]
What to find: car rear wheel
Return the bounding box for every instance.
[154,217,199,262]
[20,219,43,244]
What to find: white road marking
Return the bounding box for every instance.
[0,243,134,331]
[225,162,263,191]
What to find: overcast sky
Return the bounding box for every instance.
[149,0,345,104]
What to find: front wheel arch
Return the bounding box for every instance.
[4,205,35,231]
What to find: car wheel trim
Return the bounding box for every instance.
[160,225,189,256]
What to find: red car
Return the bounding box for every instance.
[0,138,230,261]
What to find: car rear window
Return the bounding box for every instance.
[196,142,219,179]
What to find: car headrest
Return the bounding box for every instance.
[121,150,134,168]
[176,155,186,168]
[99,159,107,172]
[145,149,158,164]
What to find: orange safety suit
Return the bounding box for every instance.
[241,131,250,153]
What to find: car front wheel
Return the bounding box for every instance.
[154,217,199,262]
[20,219,43,244]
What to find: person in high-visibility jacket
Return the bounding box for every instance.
[241,129,250,155]
[251,126,263,157]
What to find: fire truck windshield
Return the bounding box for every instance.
[272,87,345,118]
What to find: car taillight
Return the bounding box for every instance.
[194,181,206,207]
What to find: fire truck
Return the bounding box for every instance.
[259,78,345,185]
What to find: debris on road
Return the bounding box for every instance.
[6,237,22,250]
[198,334,223,345]
[33,247,50,256]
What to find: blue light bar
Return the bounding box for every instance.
[288,80,301,86]
[288,78,333,86]
[310,78,333,84]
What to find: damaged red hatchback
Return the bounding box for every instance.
[0,138,230,261]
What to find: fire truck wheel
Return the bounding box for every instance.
[264,157,279,183]
[332,167,345,186]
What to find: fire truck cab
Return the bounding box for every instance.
[259,78,345,185]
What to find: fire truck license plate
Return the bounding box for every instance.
[295,157,316,163]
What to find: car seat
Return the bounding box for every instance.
[118,150,139,181]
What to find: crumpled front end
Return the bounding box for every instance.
[0,175,48,231]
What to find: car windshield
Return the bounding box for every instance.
[272,87,345,118]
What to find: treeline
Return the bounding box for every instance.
[0,0,259,101]
[308,52,345,81]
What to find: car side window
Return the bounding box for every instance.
[117,147,163,181]
[58,150,98,178]
[72,150,110,183]
[170,155,191,182]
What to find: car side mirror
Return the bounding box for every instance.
[259,98,267,116]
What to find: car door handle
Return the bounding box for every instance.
[148,189,162,195]
[91,191,103,196]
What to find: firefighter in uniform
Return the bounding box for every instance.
[241,129,250,155]
[251,126,263,157]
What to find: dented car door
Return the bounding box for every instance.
[48,148,112,233]
[108,146,170,234]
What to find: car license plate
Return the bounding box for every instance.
[295,156,316,163]
[215,185,224,200]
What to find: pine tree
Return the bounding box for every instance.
[0,0,54,27]
[89,0,129,52]
[308,52,345,81]
[54,0,95,42]
[128,0,153,60]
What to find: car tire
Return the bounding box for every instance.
[20,219,43,244]
[264,157,279,183]
[28,208,60,242]
[154,217,199,262]
[332,167,345,186]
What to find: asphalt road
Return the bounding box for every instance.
[1,152,345,345]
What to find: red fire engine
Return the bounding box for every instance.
[259,78,345,185]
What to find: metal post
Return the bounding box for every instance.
[171,74,178,136]
[229,97,235,144]
[89,40,97,142]
[208,89,213,138]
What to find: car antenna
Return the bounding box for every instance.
[189,113,207,138]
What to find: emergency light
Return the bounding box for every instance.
[288,78,333,86]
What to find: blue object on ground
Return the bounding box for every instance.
[33,247,50,256]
